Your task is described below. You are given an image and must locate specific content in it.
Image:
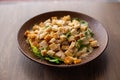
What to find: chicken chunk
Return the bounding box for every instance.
[39,40,48,48]
[55,51,64,58]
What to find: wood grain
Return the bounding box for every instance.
[0,2,120,80]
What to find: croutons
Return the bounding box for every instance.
[60,35,67,42]
[62,15,71,21]
[52,25,58,31]
[49,43,58,51]
[69,42,76,49]
[32,25,40,30]
[80,25,88,31]
[44,19,51,24]
[47,50,55,56]
[41,49,47,56]
[49,38,56,43]
[65,49,73,56]
[51,32,59,39]
[61,45,69,51]
[72,20,80,29]
[74,59,81,64]
[58,27,68,34]
[79,33,84,38]
[24,15,99,65]
[39,22,45,27]
[71,29,77,35]
[64,56,74,64]
[39,32,48,39]
[24,30,30,36]
[45,26,52,32]
[68,36,75,42]
[90,40,99,48]
[44,34,52,42]
[27,33,36,39]
[56,20,65,26]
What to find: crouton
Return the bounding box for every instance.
[44,19,51,24]
[27,33,36,39]
[47,50,55,56]
[71,29,77,35]
[49,38,56,43]
[64,56,73,64]
[49,43,58,51]
[39,32,48,39]
[65,49,73,56]
[39,22,45,27]
[60,35,67,42]
[79,33,84,38]
[68,36,75,42]
[62,15,71,21]
[89,38,94,42]
[90,40,99,48]
[45,26,52,32]
[32,25,40,30]
[72,20,80,29]
[41,49,47,56]
[74,59,81,64]
[56,20,65,26]
[69,42,76,49]
[44,34,52,42]
[24,30,30,37]
[52,25,58,31]
[61,45,69,51]
[51,32,59,39]
[80,25,88,31]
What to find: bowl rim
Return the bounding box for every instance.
[17,10,109,68]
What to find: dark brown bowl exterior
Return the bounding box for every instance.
[17,11,108,68]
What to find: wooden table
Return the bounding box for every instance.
[0,1,120,80]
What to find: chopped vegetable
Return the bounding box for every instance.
[66,31,71,38]
[45,56,63,64]
[80,20,88,26]
[29,40,42,58]
[72,18,81,22]
[88,29,94,37]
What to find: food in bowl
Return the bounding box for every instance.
[24,15,99,65]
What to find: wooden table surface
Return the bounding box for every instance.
[0,1,120,80]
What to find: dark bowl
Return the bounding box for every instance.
[17,11,108,68]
